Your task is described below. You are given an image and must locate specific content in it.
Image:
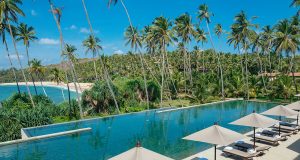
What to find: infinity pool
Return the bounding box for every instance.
[0,100,277,160]
[0,85,77,104]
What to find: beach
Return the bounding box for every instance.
[0,82,93,93]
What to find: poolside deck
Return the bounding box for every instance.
[184,126,300,160]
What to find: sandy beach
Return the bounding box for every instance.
[0,82,93,93]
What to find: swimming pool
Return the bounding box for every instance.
[0,85,77,104]
[0,100,277,160]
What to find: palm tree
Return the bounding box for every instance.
[174,13,195,91]
[15,22,38,95]
[124,26,150,109]
[62,44,84,118]
[214,23,226,98]
[194,27,207,74]
[273,19,300,93]
[290,0,300,15]
[150,17,175,107]
[29,59,48,97]
[198,4,225,100]
[81,0,120,113]
[230,11,257,100]
[0,21,20,93]
[50,68,66,101]
[261,25,274,72]
[107,0,150,109]
[48,0,77,119]
[1,0,35,107]
[83,35,102,81]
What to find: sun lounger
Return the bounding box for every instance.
[253,134,283,146]
[262,130,292,138]
[223,147,262,160]
[234,142,271,153]
[280,122,300,129]
[273,125,299,134]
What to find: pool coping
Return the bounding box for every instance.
[0,128,92,147]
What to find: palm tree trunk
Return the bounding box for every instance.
[37,73,48,97]
[238,45,246,98]
[119,0,149,109]
[7,20,35,107]
[290,53,298,94]
[93,59,99,80]
[160,42,166,108]
[4,40,20,94]
[26,45,38,95]
[256,51,266,92]
[205,21,225,100]
[69,61,83,118]
[81,0,120,113]
[48,0,83,118]
[244,50,250,100]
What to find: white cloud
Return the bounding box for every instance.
[70,25,77,30]
[114,49,125,54]
[31,10,37,16]
[80,27,89,34]
[7,54,24,60]
[39,38,59,45]
[80,27,99,34]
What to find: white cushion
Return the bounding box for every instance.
[224,146,233,150]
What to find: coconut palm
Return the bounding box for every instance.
[261,25,274,72]
[50,68,66,101]
[83,35,102,81]
[0,21,20,93]
[29,59,47,97]
[124,26,150,109]
[48,0,75,118]
[198,4,225,100]
[81,0,120,113]
[194,27,207,74]
[15,23,38,95]
[61,44,84,118]
[0,0,35,107]
[230,11,257,100]
[150,16,175,107]
[174,13,195,91]
[273,19,300,93]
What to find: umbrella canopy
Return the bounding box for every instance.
[230,112,279,128]
[230,112,279,148]
[108,142,173,160]
[286,101,300,111]
[261,105,298,117]
[183,124,245,146]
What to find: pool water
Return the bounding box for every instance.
[0,85,77,104]
[0,100,277,160]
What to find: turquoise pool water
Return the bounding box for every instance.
[0,100,277,160]
[0,85,77,104]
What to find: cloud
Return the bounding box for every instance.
[7,54,24,60]
[114,49,125,54]
[80,27,89,34]
[39,38,59,45]
[70,25,77,30]
[80,27,99,34]
[31,10,37,16]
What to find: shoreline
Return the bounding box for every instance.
[0,82,93,93]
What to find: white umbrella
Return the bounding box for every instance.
[230,111,279,148]
[183,123,245,160]
[286,102,300,125]
[108,142,173,160]
[261,105,298,135]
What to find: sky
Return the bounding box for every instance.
[0,0,298,69]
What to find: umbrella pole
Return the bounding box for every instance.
[297,111,299,126]
[253,127,256,149]
[214,144,217,160]
[279,116,281,136]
